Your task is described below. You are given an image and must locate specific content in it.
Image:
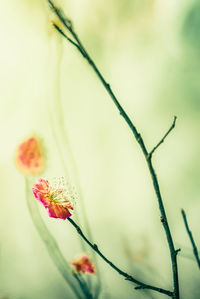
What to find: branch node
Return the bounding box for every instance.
[146,152,152,161]
[76,227,82,234]
[175,248,181,256]
[125,275,133,281]
[66,19,73,29]
[160,216,166,223]
[137,134,141,142]
[93,244,98,251]
[135,286,143,290]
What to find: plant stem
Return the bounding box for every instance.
[68,217,173,297]
[181,209,200,269]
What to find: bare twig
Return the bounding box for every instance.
[68,217,173,297]
[47,2,180,298]
[52,23,81,51]
[181,209,200,269]
[148,116,177,158]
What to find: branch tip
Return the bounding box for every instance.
[149,116,177,157]
[181,209,185,215]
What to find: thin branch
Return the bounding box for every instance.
[52,23,81,51]
[181,209,200,269]
[149,116,177,158]
[68,217,173,297]
[47,2,180,298]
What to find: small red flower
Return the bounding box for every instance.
[32,178,73,220]
[15,136,44,175]
[71,255,96,274]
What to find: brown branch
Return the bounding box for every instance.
[68,218,173,297]
[47,2,180,298]
[181,209,200,269]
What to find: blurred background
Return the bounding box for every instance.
[0,0,200,298]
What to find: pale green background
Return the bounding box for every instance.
[0,0,200,298]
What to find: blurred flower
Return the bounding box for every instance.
[71,255,96,274]
[32,178,73,219]
[15,136,44,175]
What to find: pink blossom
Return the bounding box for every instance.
[15,136,44,175]
[72,255,96,274]
[32,178,73,220]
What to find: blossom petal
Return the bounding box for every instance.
[71,255,96,274]
[32,178,74,220]
[32,179,50,207]
[47,202,72,219]
[81,263,95,274]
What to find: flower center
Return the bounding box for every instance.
[49,187,68,205]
